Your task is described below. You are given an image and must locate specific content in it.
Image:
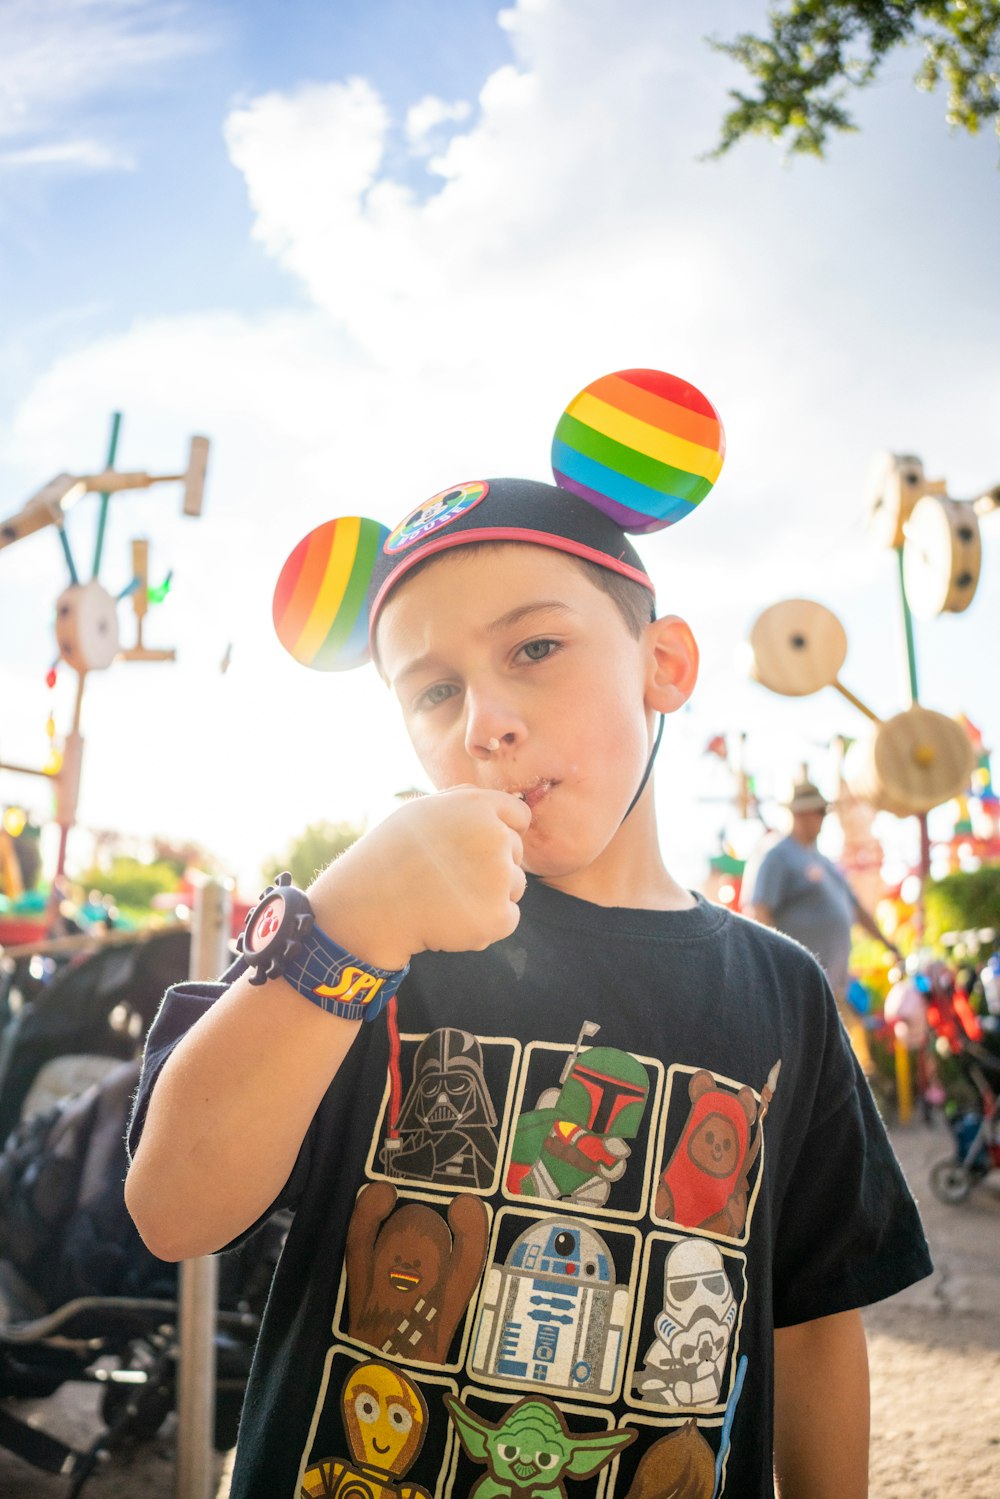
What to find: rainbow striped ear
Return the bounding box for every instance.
[273,516,389,671]
[552,369,725,534]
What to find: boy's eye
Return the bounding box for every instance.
[519,638,557,663]
[415,681,457,710]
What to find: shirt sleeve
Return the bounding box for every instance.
[771,981,932,1326]
[127,957,312,1246]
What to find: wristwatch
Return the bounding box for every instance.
[238,872,408,1023]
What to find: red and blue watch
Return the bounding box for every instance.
[238,872,408,1023]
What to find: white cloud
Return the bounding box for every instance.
[0,0,206,172]
[405,95,472,156]
[0,139,136,171]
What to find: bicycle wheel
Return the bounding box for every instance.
[930,1158,973,1204]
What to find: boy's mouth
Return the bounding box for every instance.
[510,778,555,810]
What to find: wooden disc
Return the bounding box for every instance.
[865,451,927,549]
[748,599,847,696]
[55,581,120,673]
[844,706,975,816]
[902,495,982,619]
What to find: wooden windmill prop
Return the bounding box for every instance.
[0,415,209,892]
[745,598,974,818]
[745,448,994,893]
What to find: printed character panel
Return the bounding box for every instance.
[443,1386,630,1499]
[369,1028,520,1194]
[626,1233,747,1413]
[299,1347,458,1499]
[605,1412,734,1499]
[336,1182,490,1369]
[470,1207,640,1402]
[504,1026,663,1219]
[651,1062,780,1242]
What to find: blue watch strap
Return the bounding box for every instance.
[240,874,408,1022]
[283,925,408,1022]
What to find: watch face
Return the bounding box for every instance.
[246,892,285,953]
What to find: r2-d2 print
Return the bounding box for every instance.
[632,1238,736,1409]
[472,1217,628,1395]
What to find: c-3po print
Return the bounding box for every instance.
[299,1361,432,1499]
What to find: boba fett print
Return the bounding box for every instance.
[505,1030,663,1217]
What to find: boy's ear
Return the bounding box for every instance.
[644,614,699,714]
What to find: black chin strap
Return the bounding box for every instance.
[622,713,665,824]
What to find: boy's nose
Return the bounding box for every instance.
[464,696,525,760]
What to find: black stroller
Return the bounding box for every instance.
[929,1031,1000,1205]
[0,927,283,1494]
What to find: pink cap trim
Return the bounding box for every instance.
[368,526,655,650]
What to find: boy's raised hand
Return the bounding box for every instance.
[308,787,532,970]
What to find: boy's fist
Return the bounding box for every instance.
[308,787,532,970]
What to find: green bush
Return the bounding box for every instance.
[262,821,363,890]
[75,856,180,911]
[923,866,1000,946]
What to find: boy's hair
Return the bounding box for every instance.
[575,555,655,638]
[376,541,653,659]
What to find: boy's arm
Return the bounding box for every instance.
[126,788,530,1261]
[772,1309,870,1499]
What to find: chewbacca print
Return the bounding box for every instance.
[345,1182,488,1365]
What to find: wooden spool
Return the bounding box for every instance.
[54,580,120,673]
[902,495,982,619]
[844,706,975,817]
[747,599,846,697]
[865,452,944,550]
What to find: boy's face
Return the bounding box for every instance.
[376,544,662,882]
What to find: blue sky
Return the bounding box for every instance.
[1,0,997,895]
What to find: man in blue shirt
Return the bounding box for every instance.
[745,780,901,1072]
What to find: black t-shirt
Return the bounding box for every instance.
[130,880,931,1499]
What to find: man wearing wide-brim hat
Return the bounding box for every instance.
[745,779,901,1073]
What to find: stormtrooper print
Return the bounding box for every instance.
[631,1238,737,1408]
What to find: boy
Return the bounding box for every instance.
[126,376,931,1499]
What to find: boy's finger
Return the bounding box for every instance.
[493,791,533,832]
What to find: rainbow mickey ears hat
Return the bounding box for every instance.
[273,368,724,671]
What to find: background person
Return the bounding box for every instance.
[744,779,902,1073]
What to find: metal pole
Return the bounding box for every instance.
[894,545,931,919]
[176,878,231,1499]
[92,411,122,580]
[895,547,920,707]
[47,673,87,924]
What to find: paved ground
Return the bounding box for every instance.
[1,1118,997,1498]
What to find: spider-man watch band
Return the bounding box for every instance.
[238,872,408,1023]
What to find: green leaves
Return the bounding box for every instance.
[708,1,1000,158]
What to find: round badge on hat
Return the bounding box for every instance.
[272,367,725,671]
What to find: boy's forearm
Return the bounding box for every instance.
[126,791,530,1262]
[126,967,361,1261]
[773,1309,870,1499]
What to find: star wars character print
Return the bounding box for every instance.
[303,1023,777,1498]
